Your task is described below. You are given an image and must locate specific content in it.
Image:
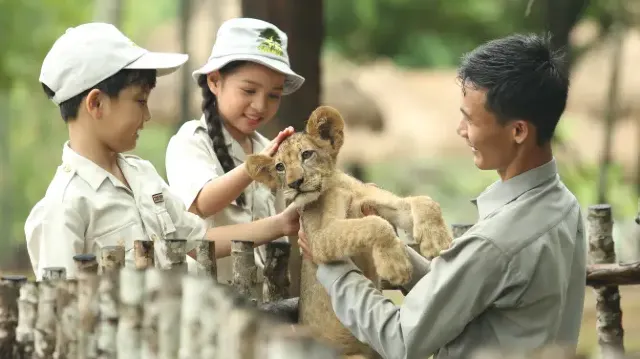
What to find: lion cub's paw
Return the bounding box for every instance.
[408,196,453,258]
[372,241,412,286]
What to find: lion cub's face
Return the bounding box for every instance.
[245,105,345,207]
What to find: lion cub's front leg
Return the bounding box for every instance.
[309,216,412,286]
[356,189,453,259]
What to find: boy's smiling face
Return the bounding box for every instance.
[86,84,152,153]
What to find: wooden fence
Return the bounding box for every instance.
[0,202,638,358]
[0,240,339,359]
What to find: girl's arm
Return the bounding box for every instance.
[190,127,293,218]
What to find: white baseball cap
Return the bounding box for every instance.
[40,22,189,105]
[192,18,305,95]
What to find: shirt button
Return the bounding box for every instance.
[62,164,71,172]
[150,233,159,241]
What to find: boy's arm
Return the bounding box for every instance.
[24,201,85,280]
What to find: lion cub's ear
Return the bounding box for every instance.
[245,154,278,189]
[305,105,345,158]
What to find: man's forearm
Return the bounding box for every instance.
[403,246,431,292]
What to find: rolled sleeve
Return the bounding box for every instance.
[316,236,511,359]
[165,134,219,210]
[25,199,85,281]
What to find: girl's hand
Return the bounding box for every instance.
[261,126,295,157]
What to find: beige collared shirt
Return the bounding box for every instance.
[165,115,287,282]
[316,159,587,358]
[24,142,207,281]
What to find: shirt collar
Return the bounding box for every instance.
[61,141,136,191]
[472,158,559,219]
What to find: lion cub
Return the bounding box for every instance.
[246,105,452,357]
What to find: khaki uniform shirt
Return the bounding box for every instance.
[24,142,207,281]
[165,115,287,283]
[316,159,587,358]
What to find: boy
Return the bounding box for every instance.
[25,22,299,281]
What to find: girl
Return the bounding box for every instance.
[164,18,305,281]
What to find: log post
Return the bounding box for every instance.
[16,280,37,359]
[218,306,260,359]
[263,325,341,359]
[179,275,211,359]
[134,240,154,270]
[158,270,182,359]
[117,267,145,359]
[231,240,259,305]
[588,204,625,358]
[199,283,235,358]
[100,246,125,274]
[96,270,119,359]
[0,275,25,358]
[195,241,217,279]
[141,268,161,359]
[451,223,473,239]
[262,242,291,302]
[74,254,99,274]
[42,267,66,281]
[34,279,57,359]
[78,271,100,359]
[54,278,78,359]
[165,239,188,273]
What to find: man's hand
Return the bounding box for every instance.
[261,126,295,157]
[297,199,378,263]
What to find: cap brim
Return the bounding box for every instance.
[192,54,305,95]
[125,51,189,76]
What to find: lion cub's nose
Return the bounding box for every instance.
[288,178,304,190]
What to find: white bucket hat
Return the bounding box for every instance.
[40,22,189,105]
[192,18,305,95]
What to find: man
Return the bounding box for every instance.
[298,33,586,358]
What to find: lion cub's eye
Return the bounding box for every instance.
[275,163,285,172]
[301,150,314,160]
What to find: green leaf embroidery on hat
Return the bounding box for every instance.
[257,28,284,57]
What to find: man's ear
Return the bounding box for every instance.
[305,105,345,158]
[246,154,278,189]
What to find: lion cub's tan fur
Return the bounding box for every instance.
[246,106,452,358]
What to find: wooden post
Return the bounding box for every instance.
[588,204,625,358]
[16,280,37,358]
[117,267,145,359]
[179,275,211,359]
[231,240,259,305]
[0,275,25,358]
[195,241,217,279]
[263,325,341,359]
[141,268,161,359]
[262,242,291,302]
[34,280,57,359]
[96,270,119,359]
[451,224,473,239]
[165,239,188,273]
[218,306,259,359]
[78,271,100,358]
[74,254,99,274]
[101,246,125,274]
[199,283,235,358]
[134,240,154,270]
[158,270,182,359]
[42,267,66,281]
[54,279,78,359]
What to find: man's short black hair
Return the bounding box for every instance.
[457,33,569,145]
[42,68,157,122]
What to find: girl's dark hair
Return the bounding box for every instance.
[197,61,249,207]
